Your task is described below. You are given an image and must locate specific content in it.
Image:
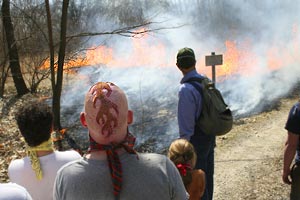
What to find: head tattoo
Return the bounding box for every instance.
[86,82,138,199]
[90,82,119,137]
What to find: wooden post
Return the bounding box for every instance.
[211,52,216,83]
[205,52,223,83]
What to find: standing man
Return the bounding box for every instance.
[176,47,216,200]
[54,81,188,200]
[282,100,300,200]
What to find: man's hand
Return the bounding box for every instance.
[282,169,292,185]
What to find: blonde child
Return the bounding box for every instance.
[168,138,206,200]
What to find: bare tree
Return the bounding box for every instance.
[1,0,29,96]
[44,0,69,130]
[0,20,9,98]
[5,1,52,94]
[0,56,9,98]
[22,56,51,93]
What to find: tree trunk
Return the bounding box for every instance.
[0,60,9,98]
[52,0,70,130]
[45,0,55,93]
[1,0,29,96]
[0,24,8,98]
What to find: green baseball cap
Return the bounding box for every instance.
[176,47,195,61]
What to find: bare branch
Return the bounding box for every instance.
[10,2,49,44]
[67,22,185,39]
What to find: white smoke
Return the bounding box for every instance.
[61,0,300,151]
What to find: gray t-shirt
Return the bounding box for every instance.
[54,153,188,200]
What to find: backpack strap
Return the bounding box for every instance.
[183,77,204,96]
[182,77,205,135]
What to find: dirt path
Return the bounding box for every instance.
[213,98,295,200]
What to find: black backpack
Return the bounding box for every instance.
[183,76,233,136]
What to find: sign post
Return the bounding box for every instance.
[205,52,223,83]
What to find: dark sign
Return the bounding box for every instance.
[205,54,223,66]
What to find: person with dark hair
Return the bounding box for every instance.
[8,101,81,200]
[53,82,188,200]
[282,100,300,200]
[175,47,216,200]
[168,138,206,200]
[0,183,32,200]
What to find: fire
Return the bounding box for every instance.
[39,28,170,71]
[51,128,66,142]
[267,24,300,71]
[197,40,259,79]
[39,26,299,79]
[266,46,285,71]
[39,45,114,72]
[223,40,259,76]
[66,46,113,67]
[200,27,300,80]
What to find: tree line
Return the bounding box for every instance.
[0,0,170,133]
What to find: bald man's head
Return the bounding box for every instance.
[80,82,132,145]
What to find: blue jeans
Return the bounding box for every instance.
[190,132,216,200]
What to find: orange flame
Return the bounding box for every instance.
[267,24,300,71]
[196,39,259,79]
[39,26,300,79]
[39,28,170,71]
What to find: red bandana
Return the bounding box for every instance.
[88,131,138,199]
[176,163,192,176]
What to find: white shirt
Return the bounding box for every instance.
[0,183,32,200]
[8,150,81,200]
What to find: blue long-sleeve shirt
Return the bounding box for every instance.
[285,102,300,163]
[178,70,204,140]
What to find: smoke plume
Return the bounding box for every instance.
[61,0,300,151]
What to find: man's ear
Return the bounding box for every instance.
[80,112,87,127]
[127,110,133,125]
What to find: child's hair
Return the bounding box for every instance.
[168,138,197,188]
